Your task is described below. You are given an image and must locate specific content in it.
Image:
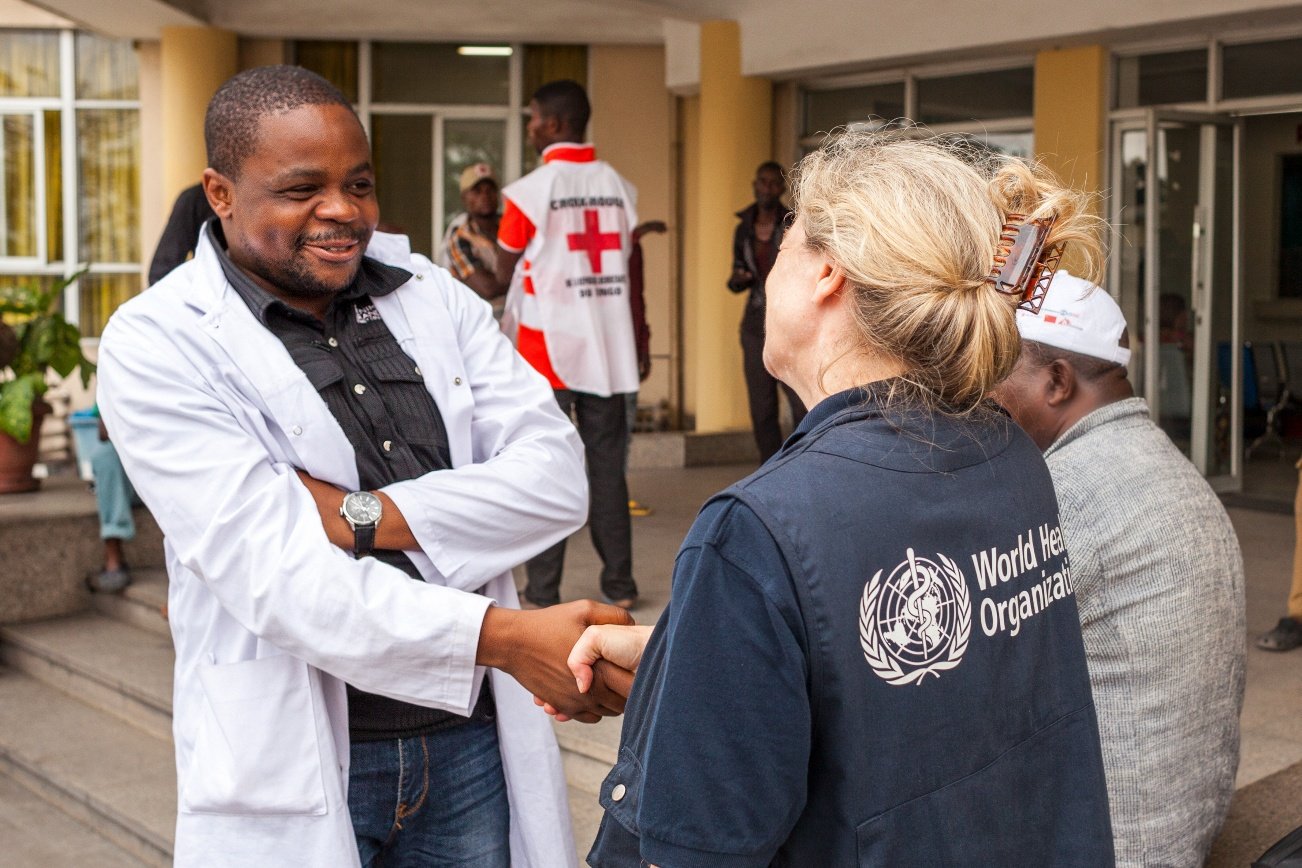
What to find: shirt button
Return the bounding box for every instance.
[353,384,366,395]
[291,426,303,436]
[327,337,339,348]
[611,784,626,802]
[414,366,422,376]
[454,377,463,386]
[415,273,425,281]
[382,440,392,452]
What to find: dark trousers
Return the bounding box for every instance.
[741,322,807,462]
[524,389,637,605]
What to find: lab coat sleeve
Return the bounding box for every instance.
[97,305,488,714]
[379,266,589,588]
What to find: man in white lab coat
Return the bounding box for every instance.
[97,66,632,868]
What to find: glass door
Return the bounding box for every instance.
[1114,111,1242,487]
[370,112,506,259]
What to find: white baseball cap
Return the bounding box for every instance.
[1015,271,1131,366]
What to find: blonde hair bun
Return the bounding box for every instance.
[790,130,1103,412]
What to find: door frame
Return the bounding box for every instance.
[1109,110,1244,489]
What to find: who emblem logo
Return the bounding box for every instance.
[859,547,972,686]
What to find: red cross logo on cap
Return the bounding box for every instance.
[567,209,621,274]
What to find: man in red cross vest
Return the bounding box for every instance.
[496,79,640,610]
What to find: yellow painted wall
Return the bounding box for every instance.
[137,40,165,278]
[589,45,675,413]
[1033,45,1107,276]
[160,27,237,204]
[238,38,288,70]
[679,95,700,423]
[691,20,772,432]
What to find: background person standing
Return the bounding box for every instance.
[729,161,806,462]
[439,161,503,314]
[496,79,641,610]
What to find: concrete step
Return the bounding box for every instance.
[91,568,171,639]
[0,770,142,867]
[0,666,175,866]
[0,612,173,740]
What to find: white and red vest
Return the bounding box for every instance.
[498,143,639,397]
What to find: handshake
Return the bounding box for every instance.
[477,600,653,723]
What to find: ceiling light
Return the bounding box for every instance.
[458,46,513,57]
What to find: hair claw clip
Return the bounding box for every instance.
[987,214,1065,315]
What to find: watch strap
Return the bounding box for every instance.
[353,521,376,558]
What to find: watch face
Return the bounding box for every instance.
[343,492,382,525]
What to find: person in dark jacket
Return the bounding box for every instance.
[729,161,806,461]
[551,133,1117,868]
[148,183,215,285]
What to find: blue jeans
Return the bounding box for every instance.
[90,440,137,541]
[348,718,510,868]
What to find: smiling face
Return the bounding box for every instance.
[206,102,378,304]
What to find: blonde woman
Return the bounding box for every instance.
[562,133,1115,867]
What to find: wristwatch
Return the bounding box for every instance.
[340,491,383,557]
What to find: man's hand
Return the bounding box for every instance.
[478,601,634,723]
[730,267,754,290]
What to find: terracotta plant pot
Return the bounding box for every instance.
[0,401,49,494]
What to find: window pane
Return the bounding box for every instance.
[77,109,140,264]
[76,33,138,100]
[79,272,140,337]
[372,115,432,256]
[1223,38,1302,100]
[0,31,60,98]
[916,67,1033,125]
[803,82,905,136]
[443,120,504,230]
[295,41,359,103]
[1114,50,1207,108]
[372,43,509,105]
[1,114,38,258]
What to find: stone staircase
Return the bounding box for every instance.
[0,569,619,865]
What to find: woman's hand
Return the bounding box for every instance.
[535,624,654,721]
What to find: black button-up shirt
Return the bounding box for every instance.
[212,221,486,740]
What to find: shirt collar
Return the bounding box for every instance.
[1045,396,1151,457]
[208,218,411,325]
[542,142,597,164]
[792,386,870,440]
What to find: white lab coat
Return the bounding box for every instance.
[97,227,587,867]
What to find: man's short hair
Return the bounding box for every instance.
[205,66,356,179]
[531,79,591,137]
[757,160,785,178]
[1021,339,1125,383]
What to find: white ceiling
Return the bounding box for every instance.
[24,0,778,42]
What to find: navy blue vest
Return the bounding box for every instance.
[592,390,1115,867]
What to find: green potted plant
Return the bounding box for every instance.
[0,270,95,493]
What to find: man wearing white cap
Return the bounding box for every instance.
[995,271,1246,868]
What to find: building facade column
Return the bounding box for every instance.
[688,20,772,433]
[160,26,237,205]
[1033,45,1108,210]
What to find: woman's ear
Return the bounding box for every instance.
[812,261,847,306]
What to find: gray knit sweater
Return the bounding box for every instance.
[1045,397,1245,868]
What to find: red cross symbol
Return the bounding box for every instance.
[566,209,621,274]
